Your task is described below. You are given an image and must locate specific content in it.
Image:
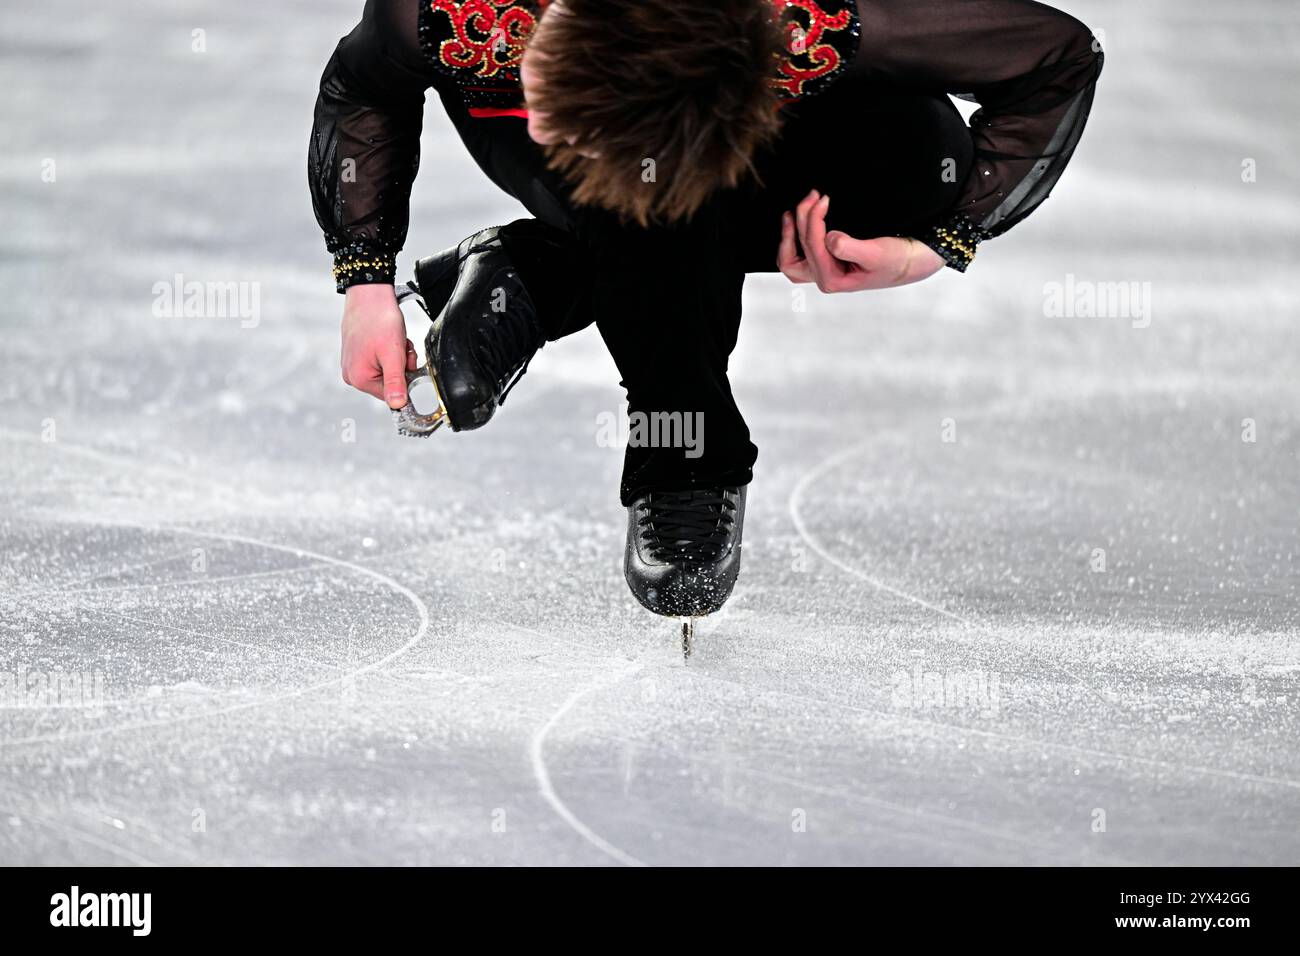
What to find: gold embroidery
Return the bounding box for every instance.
[428,0,543,79]
[771,0,858,99]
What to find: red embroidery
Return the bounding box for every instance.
[421,0,857,108]
[429,0,545,79]
[468,106,531,118]
[770,0,854,98]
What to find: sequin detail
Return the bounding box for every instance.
[921,215,989,273]
[418,0,860,108]
[330,239,398,292]
[771,0,861,100]
[419,0,546,108]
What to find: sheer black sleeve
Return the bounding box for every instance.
[855,0,1103,271]
[309,0,435,292]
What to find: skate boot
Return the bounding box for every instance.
[625,486,746,655]
[393,226,545,437]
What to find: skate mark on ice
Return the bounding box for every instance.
[0,779,201,866]
[0,429,250,518]
[75,804,202,865]
[786,414,1112,705]
[162,338,312,424]
[529,657,652,867]
[518,660,1133,863]
[11,537,437,601]
[502,609,1291,837]
[741,766,1136,863]
[75,605,430,699]
[0,800,161,867]
[786,418,1300,792]
[0,525,431,749]
[496,614,1084,857]
[662,668,1139,862]
[11,552,352,599]
[781,387,1125,705]
[6,546,200,599]
[695,660,1300,792]
[486,615,645,663]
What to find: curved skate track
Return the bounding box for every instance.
[2,0,1299,865]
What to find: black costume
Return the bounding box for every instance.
[310,0,1102,502]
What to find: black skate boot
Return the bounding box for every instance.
[393,226,545,436]
[625,486,747,651]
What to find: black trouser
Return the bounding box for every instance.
[437,77,973,504]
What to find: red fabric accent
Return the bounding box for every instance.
[429,0,540,79]
[468,107,530,118]
[772,0,854,98]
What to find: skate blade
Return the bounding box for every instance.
[681,617,694,661]
[393,366,449,438]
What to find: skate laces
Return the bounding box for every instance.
[473,289,544,406]
[639,488,738,564]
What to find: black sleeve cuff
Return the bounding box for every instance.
[919,215,988,273]
[330,241,398,293]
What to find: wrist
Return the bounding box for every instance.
[344,282,398,304]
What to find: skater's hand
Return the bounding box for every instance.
[778,190,945,293]
[341,284,419,409]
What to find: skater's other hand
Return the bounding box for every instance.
[341,284,418,409]
[778,190,945,293]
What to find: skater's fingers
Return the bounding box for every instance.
[779,260,815,283]
[793,189,819,248]
[777,212,812,282]
[794,190,820,246]
[777,211,799,265]
[356,378,389,403]
[342,361,388,402]
[825,232,883,271]
[405,338,418,372]
[782,260,815,284]
[379,343,410,410]
[824,234,901,290]
[800,195,842,292]
[342,352,382,399]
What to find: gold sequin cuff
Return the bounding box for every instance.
[331,245,397,293]
[920,216,987,273]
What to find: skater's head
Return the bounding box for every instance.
[522,0,783,226]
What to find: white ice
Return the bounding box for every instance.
[0,0,1297,865]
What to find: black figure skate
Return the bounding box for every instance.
[624,486,747,658]
[392,226,545,437]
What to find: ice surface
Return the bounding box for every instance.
[1,0,1298,865]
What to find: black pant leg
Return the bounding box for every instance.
[585,205,756,504]
[434,80,973,503]
[436,84,755,501]
[434,87,595,340]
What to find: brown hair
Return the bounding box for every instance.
[526,0,783,226]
